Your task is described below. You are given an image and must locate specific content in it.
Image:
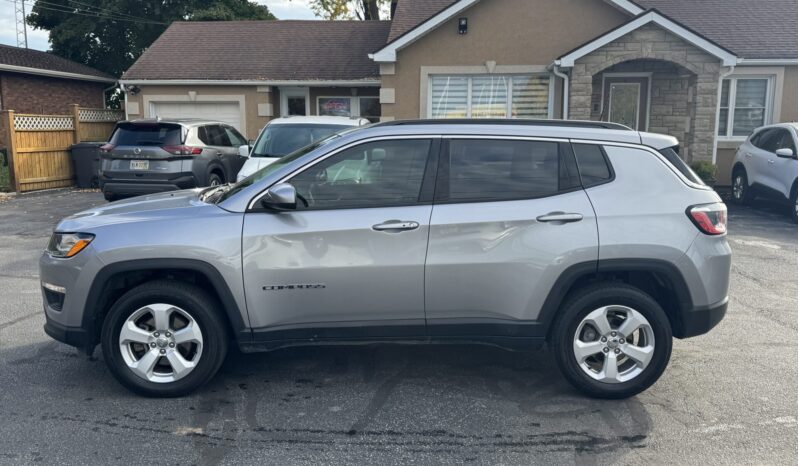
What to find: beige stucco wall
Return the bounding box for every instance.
[381,0,629,119]
[125,85,272,139]
[715,65,798,186]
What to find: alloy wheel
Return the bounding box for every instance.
[733,175,744,200]
[118,303,204,383]
[573,305,655,384]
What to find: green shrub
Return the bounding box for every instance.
[690,161,717,184]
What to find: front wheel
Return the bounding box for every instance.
[551,283,673,399]
[101,280,228,397]
[731,169,753,205]
[208,172,224,187]
[790,185,798,224]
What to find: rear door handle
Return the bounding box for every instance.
[768,159,775,164]
[536,212,583,224]
[215,151,223,157]
[745,153,752,158]
[372,220,420,232]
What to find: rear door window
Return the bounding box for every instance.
[110,123,182,146]
[438,139,564,203]
[223,126,247,147]
[572,144,613,187]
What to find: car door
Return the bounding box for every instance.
[241,137,438,339]
[746,128,779,187]
[221,125,249,179]
[767,128,798,197]
[424,137,598,337]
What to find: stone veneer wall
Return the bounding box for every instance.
[569,23,722,162]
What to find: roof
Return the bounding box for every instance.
[635,0,798,59]
[557,10,738,67]
[267,116,370,126]
[123,20,391,81]
[387,0,457,43]
[0,44,115,82]
[381,0,798,61]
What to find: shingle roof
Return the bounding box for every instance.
[0,44,114,80]
[383,0,798,59]
[387,0,457,43]
[123,20,391,81]
[636,0,798,59]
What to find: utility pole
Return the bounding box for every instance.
[14,0,28,49]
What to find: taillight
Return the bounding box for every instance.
[99,143,115,153]
[162,145,202,156]
[687,203,727,235]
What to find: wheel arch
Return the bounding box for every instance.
[82,258,249,347]
[207,163,226,184]
[731,162,747,178]
[540,260,695,340]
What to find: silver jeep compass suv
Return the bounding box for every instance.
[40,120,731,399]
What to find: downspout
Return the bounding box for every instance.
[551,61,569,120]
[712,65,736,164]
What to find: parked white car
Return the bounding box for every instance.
[731,123,798,222]
[236,116,370,181]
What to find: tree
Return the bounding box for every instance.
[305,0,396,20]
[26,0,275,79]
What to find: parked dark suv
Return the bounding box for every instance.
[99,119,249,201]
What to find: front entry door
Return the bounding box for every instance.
[242,138,437,339]
[603,76,649,131]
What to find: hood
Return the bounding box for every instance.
[55,189,214,232]
[237,157,279,182]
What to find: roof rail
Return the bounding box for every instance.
[373,119,634,131]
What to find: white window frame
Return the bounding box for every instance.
[280,87,310,117]
[316,95,380,118]
[717,67,786,140]
[426,73,554,119]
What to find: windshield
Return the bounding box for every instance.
[251,124,349,158]
[213,133,343,204]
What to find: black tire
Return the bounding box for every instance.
[101,280,228,397]
[104,192,120,202]
[208,172,224,187]
[550,283,673,399]
[731,167,753,205]
[790,183,798,224]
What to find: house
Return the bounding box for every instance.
[121,0,798,185]
[0,44,116,149]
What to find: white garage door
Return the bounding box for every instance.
[150,102,242,132]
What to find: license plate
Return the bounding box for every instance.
[130,160,149,170]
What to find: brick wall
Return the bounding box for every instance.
[0,72,105,115]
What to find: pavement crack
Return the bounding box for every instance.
[0,312,39,331]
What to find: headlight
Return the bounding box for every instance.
[47,233,95,258]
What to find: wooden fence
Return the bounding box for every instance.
[1,105,123,192]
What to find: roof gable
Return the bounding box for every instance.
[557,10,738,67]
[123,20,391,82]
[0,45,114,82]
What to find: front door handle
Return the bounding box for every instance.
[768,159,775,164]
[372,220,420,232]
[536,212,584,224]
[745,153,752,158]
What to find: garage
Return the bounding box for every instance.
[149,102,242,132]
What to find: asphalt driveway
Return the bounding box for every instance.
[0,189,796,465]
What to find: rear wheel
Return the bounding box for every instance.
[790,184,798,224]
[104,192,120,202]
[551,283,672,399]
[101,280,228,397]
[731,168,753,204]
[208,172,224,187]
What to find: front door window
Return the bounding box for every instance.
[602,76,649,131]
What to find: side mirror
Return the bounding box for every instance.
[260,183,296,210]
[776,148,795,158]
[238,145,250,158]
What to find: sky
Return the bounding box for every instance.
[0,0,319,51]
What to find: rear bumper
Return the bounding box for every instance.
[101,175,197,196]
[677,297,728,338]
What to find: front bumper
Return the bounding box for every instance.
[677,297,728,338]
[44,317,92,349]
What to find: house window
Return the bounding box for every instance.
[316,96,381,122]
[430,74,551,119]
[718,77,772,138]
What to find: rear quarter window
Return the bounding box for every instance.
[110,123,182,146]
[657,146,704,185]
[572,144,613,187]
